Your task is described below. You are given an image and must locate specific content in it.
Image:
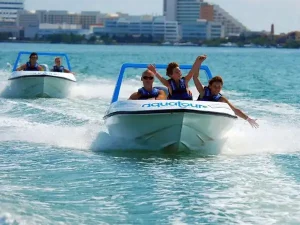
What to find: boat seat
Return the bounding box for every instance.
[40,64,49,71]
[154,86,169,96]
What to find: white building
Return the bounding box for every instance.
[93,15,180,42]
[213,4,247,36]
[38,23,89,37]
[17,10,39,38]
[164,0,203,24]
[163,0,224,41]
[0,0,24,22]
[163,0,246,39]
[163,0,176,21]
[17,10,105,38]
[206,20,225,39]
[19,10,103,29]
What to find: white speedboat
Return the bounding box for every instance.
[7,51,76,98]
[103,63,237,154]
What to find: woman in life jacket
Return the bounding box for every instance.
[148,55,206,100]
[16,52,44,71]
[51,57,73,73]
[193,55,259,128]
[129,69,167,100]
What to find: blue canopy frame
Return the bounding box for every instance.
[111,63,213,103]
[12,51,72,71]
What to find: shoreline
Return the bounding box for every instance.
[0,40,299,49]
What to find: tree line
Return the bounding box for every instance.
[1,32,299,48]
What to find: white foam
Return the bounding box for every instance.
[0,211,52,225]
[4,99,105,124]
[0,116,103,150]
[0,76,299,155]
[222,118,300,155]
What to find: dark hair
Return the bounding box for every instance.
[166,62,179,76]
[29,52,38,59]
[209,76,223,86]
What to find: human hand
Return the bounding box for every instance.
[197,55,207,63]
[147,64,157,74]
[247,117,259,128]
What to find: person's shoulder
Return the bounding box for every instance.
[157,89,165,94]
[129,91,140,100]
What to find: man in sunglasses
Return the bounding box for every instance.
[129,69,167,100]
[16,52,44,71]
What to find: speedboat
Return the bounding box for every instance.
[103,63,237,154]
[6,51,76,98]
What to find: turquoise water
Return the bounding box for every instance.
[0,43,300,224]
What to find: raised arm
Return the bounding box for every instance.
[220,96,259,128]
[192,55,207,97]
[148,64,170,88]
[193,70,205,97]
[185,55,207,83]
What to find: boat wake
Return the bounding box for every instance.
[0,73,299,156]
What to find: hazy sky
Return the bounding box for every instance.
[25,0,300,34]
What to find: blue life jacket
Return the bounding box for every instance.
[168,77,193,100]
[198,86,222,102]
[52,65,64,72]
[25,62,39,71]
[138,87,159,100]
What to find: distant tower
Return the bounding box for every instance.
[271,23,274,40]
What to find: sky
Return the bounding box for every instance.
[25,0,300,34]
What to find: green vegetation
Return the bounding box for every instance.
[1,32,300,48]
[36,33,86,44]
[202,33,300,48]
[34,33,157,45]
[0,32,14,41]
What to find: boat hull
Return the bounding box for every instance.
[7,73,75,98]
[103,100,237,154]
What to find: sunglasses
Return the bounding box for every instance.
[143,76,154,80]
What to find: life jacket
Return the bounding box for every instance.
[25,62,39,71]
[138,87,159,100]
[197,86,222,102]
[168,77,193,100]
[52,65,64,72]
